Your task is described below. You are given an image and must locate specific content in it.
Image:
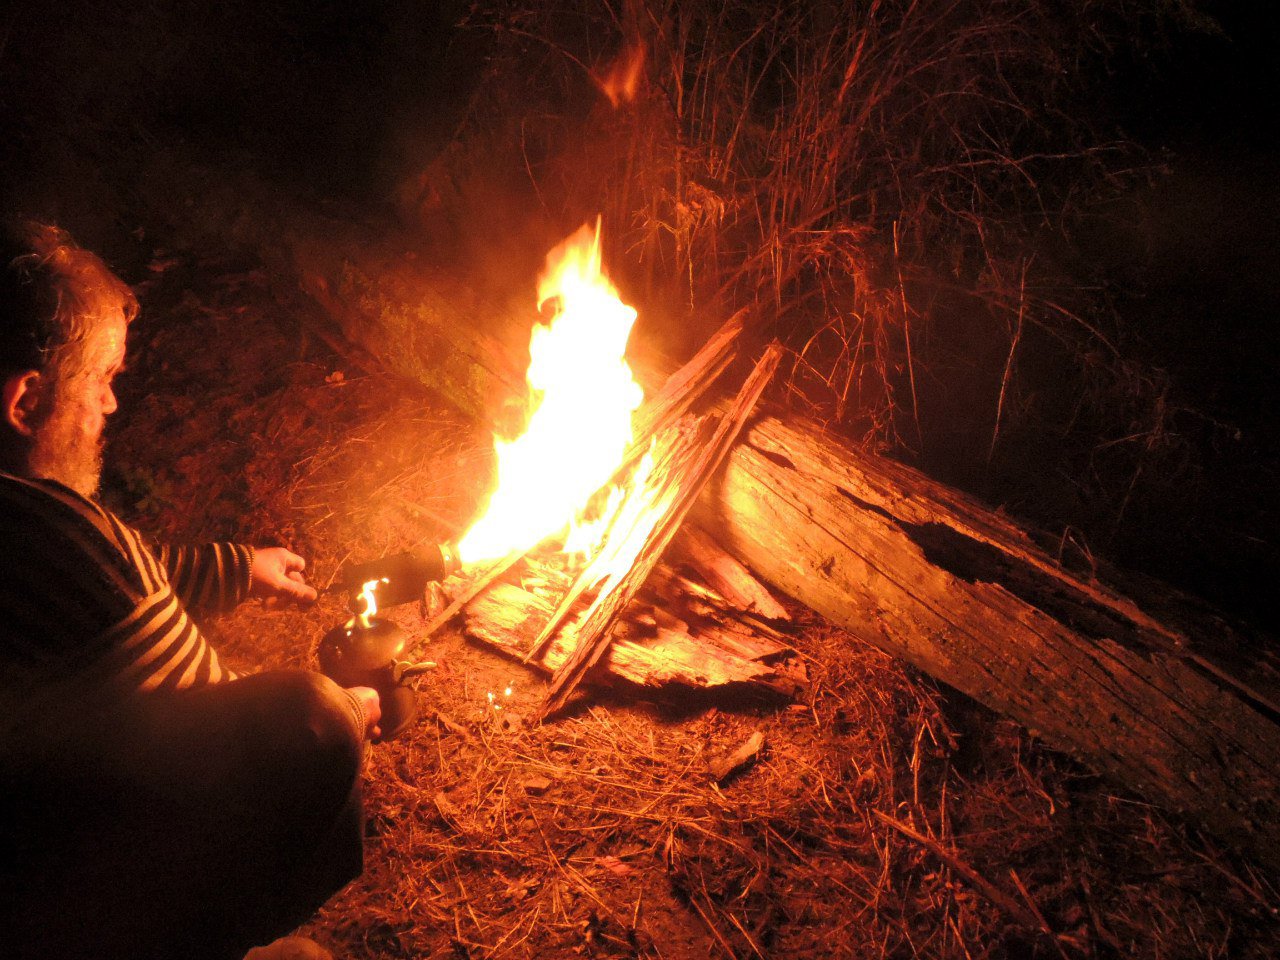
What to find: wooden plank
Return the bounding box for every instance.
[522,311,745,664]
[628,308,745,455]
[669,523,790,621]
[536,343,784,720]
[464,582,805,698]
[519,418,705,665]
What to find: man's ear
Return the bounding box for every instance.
[2,370,44,437]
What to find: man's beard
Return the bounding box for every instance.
[27,406,105,498]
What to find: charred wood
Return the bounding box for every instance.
[465,581,805,700]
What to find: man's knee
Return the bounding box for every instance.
[258,670,365,776]
[78,670,365,810]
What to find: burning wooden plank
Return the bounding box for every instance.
[516,309,749,664]
[423,254,750,650]
[534,343,784,720]
[627,308,744,458]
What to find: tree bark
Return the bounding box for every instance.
[697,414,1280,867]
[141,167,1280,868]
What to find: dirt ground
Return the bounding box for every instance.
[104,247,1279,959]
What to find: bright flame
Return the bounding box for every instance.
[458,222,643,565]
[571,448,663,588]
[347,577,387,631]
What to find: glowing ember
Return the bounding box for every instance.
[486,684,514,711]
[457,221,644,565]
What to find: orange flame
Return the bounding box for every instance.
[346,577,387,631]
[596,43,646,108]
[457,221,644,566]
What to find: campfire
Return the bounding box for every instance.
[21,0,1278,950]
[456,220,647,569]
[405,220,804,720]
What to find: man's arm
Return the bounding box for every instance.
[154,542,254,614]
[154,543,318,612]
[0,477,236,706]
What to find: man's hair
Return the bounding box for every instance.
[1,220,138,380]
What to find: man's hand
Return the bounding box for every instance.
[347,685,382,741]
[250,547,319,605]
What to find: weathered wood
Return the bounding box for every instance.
[522,422,705,667]
[523,312,748,665]
[142,175,1280,868]
[710,730,767,783]
[627,308,744,459]
[696,415,1280,866]
[670,524,790,622]
[465,582,805,698]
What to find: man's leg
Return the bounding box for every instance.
[2,670,366,960]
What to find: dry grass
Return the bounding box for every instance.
[422,0,1206,552]
[103,245,1280,959]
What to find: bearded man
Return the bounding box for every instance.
[0,221,380,960]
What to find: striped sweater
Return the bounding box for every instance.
[0,472,251,714]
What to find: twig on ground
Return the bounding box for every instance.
[872,809,1043,930]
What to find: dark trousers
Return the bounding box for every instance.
[0,670,365,960]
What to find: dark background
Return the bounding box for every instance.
[1,0,1276,631]
[1087,3,1280,629]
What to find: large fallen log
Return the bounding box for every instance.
[141,166,1280,868]
[699,416,1280,866]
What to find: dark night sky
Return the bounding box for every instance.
[1094,4,1280,623]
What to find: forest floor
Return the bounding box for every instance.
[103,244,1280,960]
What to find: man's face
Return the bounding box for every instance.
[27,312,127,497]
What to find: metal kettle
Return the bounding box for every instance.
[316,544,460,740]
[317,617,433,741]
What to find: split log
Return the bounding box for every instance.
[465,582,805,700]
[696,415,1280,867]
[670,524,790,622]
[710,731,767,783]
[521,419,711,670]
[141,172,1280,868]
